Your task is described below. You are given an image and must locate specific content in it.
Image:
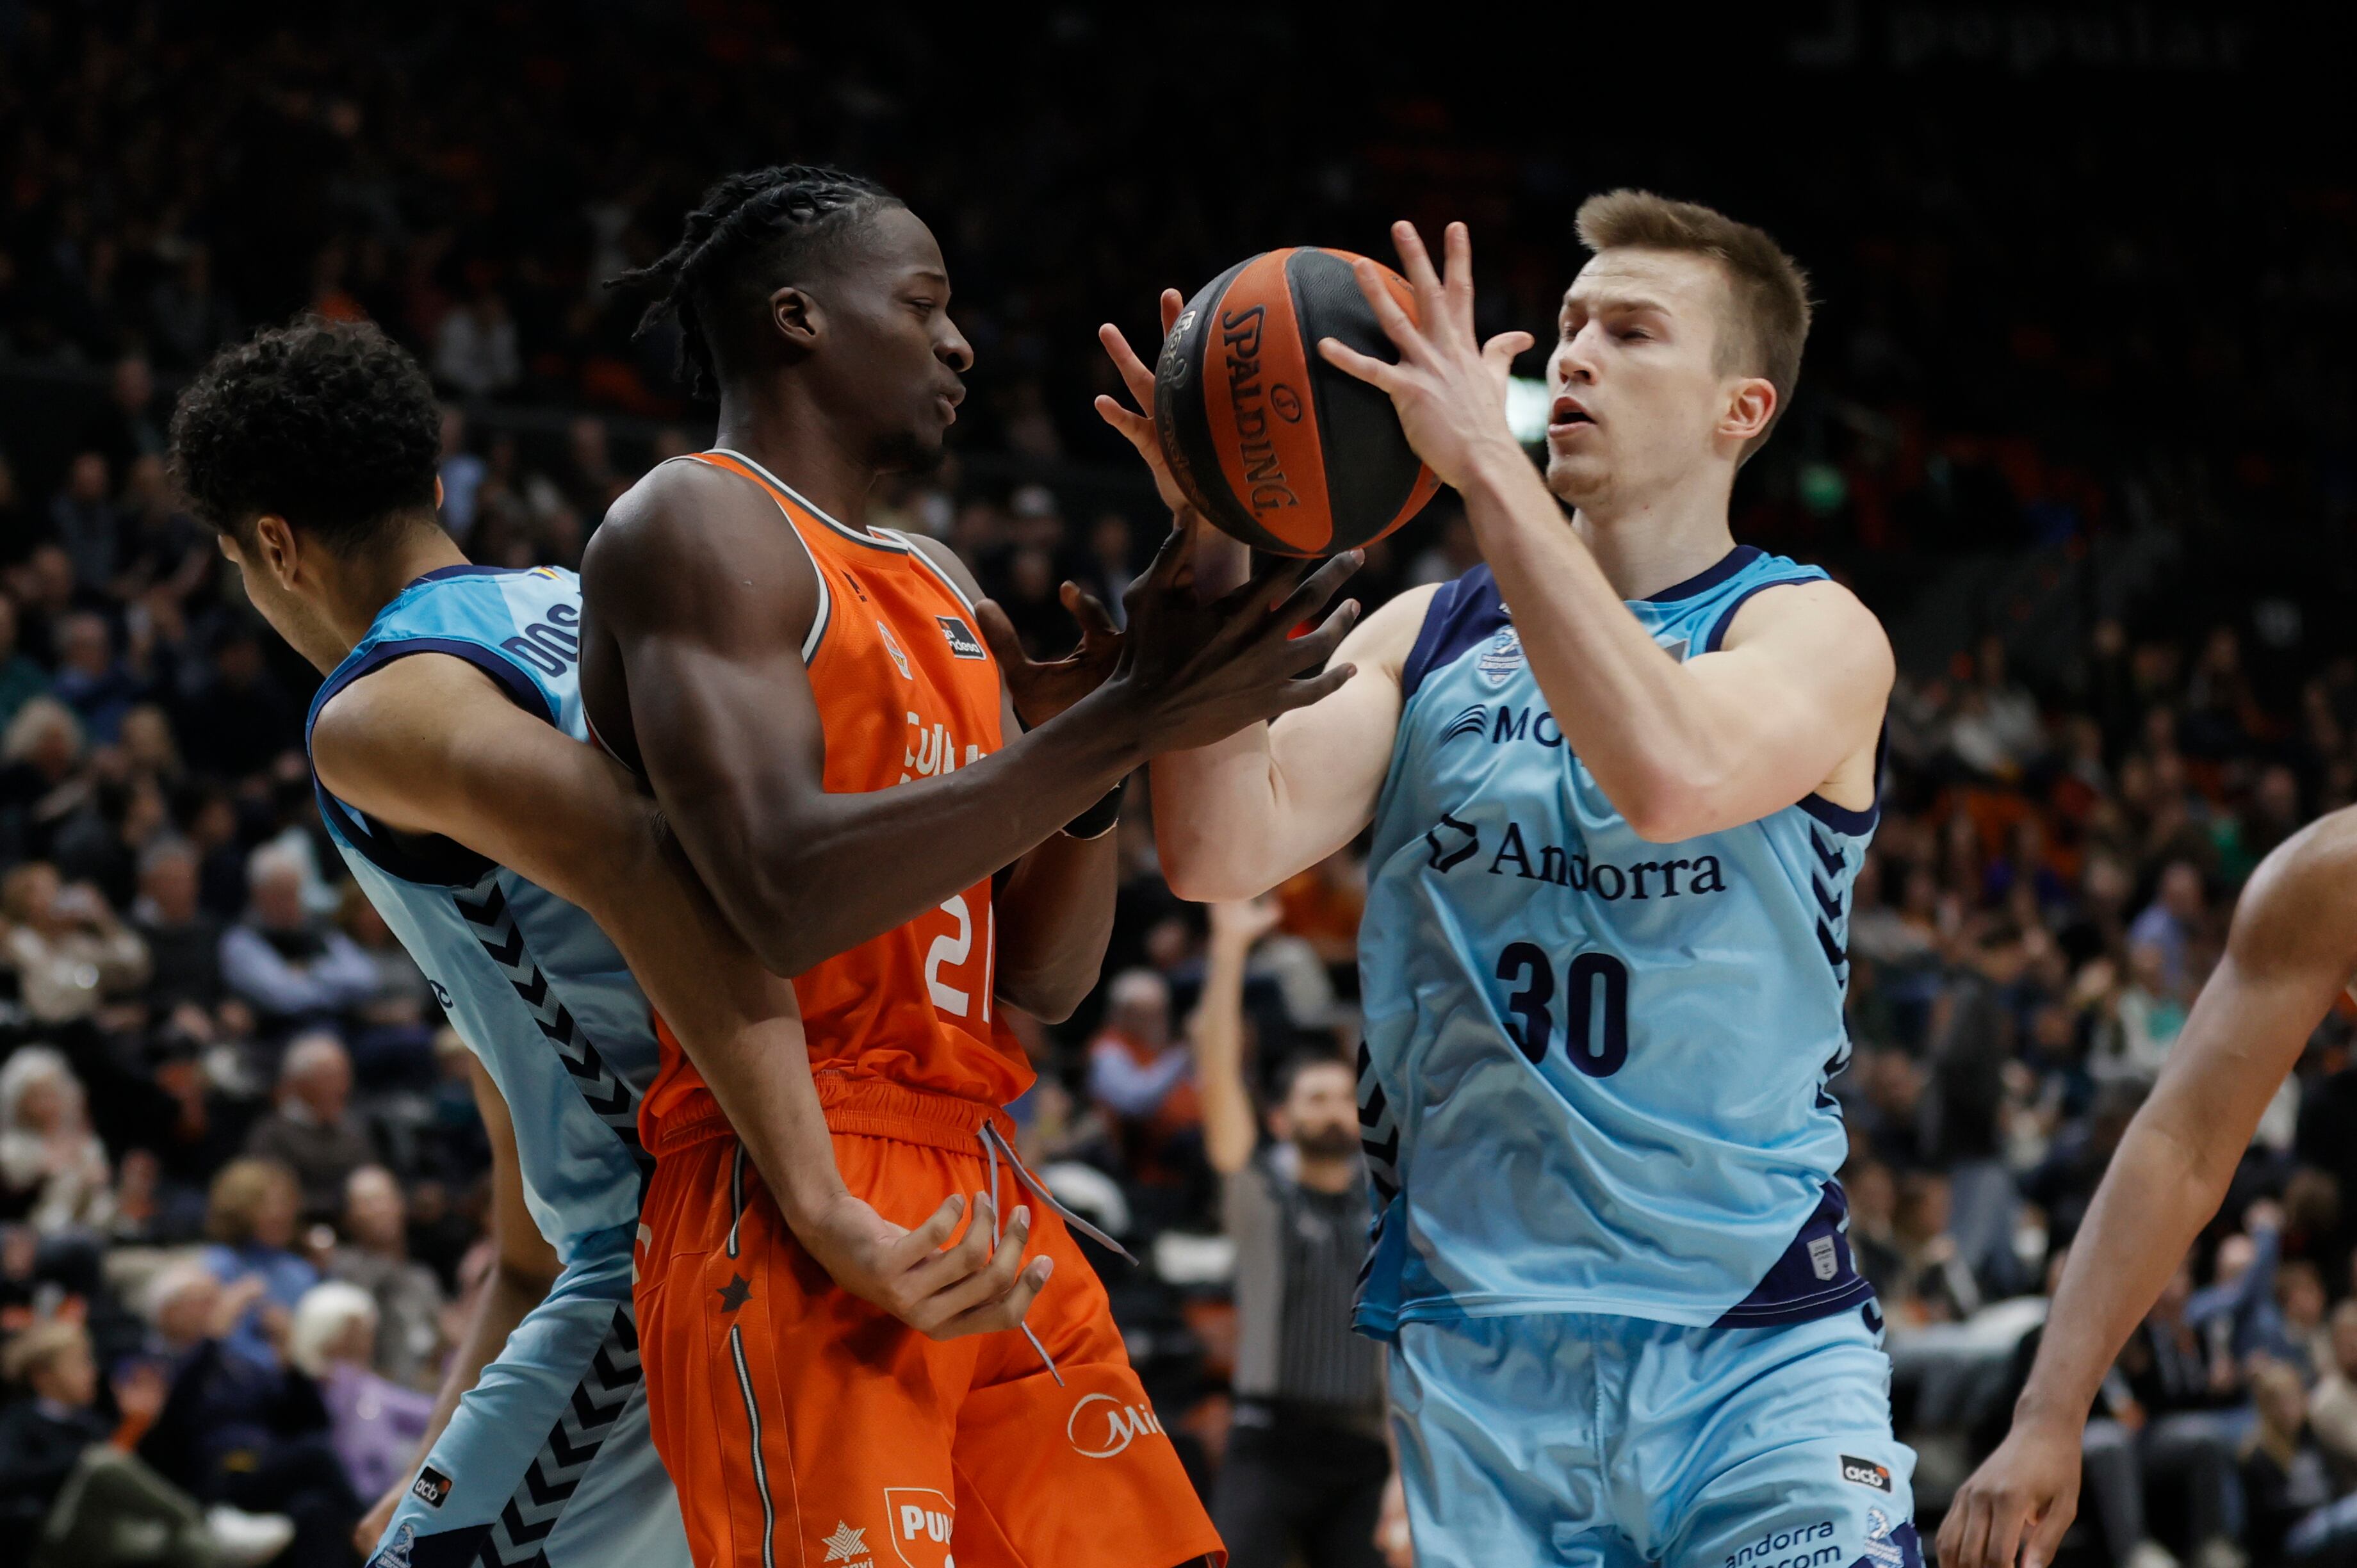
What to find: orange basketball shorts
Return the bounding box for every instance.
[635,1078,1225,1568]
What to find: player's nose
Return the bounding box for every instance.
[1551,331,1598,388]
[937,315,975,374]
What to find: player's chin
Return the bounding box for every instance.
[876,423,950,475]
[1544,448,1607,503]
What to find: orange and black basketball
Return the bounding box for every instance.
[1152,248,1440,558]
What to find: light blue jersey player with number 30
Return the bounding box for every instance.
[1116,192,1914,1568]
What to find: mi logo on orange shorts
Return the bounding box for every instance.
[1066,1392,1166,1458]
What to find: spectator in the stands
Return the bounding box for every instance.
[327,1168,442,1390]
[47,613,140,744]
[172,629,300,781]
[200,1159,318,1368]
[0,598,47,735]
[45,453,116,596]
[2308,1299,2357,1479]
[138,1260,357,1566]
[0,1316,295,1568]
[218,844,377,1032]
[2113,1259,2247,1567]
[2241,1359,2351,1567]
[0,1049,111,1235]
[243,1036,373,1225]
[287,1280,432,1507]
[2128,859,2207,993]
[131,837,224,1011]
[0,860,150,1024]
[1088,968,1200,1184]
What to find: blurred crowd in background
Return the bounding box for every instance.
[3,3,2355,1566]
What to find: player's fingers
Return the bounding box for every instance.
[1271,598,1362,675]
[1066,585,1122,642]
[1483,329,1537,380]
[1392,219,1444,311]
[1268,662,1359,715]
[1092,391,1157,452]
[1957,1490,2005,1568]
[1259,550,1364,644]
[936,1255,1054,1338]
[889,1193,968,1268]
[1351,254,1427,355]
[1318,334,1408,393]
[973,600,1030,671]
[1443,221,1476,335]
[1160,287,1185,335]
[924,1205,1036,1322]
[2023,1493,2075,1568]
[1098,322,1160,407]
[1210,555,1313,637]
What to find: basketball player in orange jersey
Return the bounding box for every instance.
[581,166,1360,1568]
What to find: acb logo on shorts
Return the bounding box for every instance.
[1066,1392,1166,1458]
[1839,1454,1893,1492]
[410,1465,452,1507]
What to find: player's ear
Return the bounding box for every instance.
[250,514,302,589]
[1720,375,1775,450]
[769,285,819,358]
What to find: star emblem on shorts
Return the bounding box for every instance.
[822,1521,867,1562]
[716,1273,753,1312]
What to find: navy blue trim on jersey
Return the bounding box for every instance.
[1712,1181,1878,1327]
[306,637,558,890]
[1399,566,1508,702]
[1798,723,1888,836]
[408,564,524,586]
[1700,571,1822,654]
[1643,544,1762,603]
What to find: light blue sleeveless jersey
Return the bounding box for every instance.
[307,565,656,1264]
[1355,546,1880,1337]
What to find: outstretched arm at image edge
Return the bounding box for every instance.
[1937,812,2357,1568]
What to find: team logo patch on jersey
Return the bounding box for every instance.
[1477,625,1524,686]
[877,620,912,680]
[936,615,987,659]
[410,1465,452,1508]
[1842,1455,1894,1492]
[882,1488,955,1567]
[368,1522,416,1568]
[1809,1235,1840,1280]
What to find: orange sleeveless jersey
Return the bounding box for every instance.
[637,449,1030,1152]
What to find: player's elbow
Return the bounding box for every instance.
[1158,833,1268,904]
[1616,778,1715,844]
[995,972,1088,1026]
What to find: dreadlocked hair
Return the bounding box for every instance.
[610,165,899,404]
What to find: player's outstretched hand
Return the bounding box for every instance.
[1936,1416,2081,1568]
[1317,219,1534,491]
[797,1189,1053,1341]
[976,582,1123,729]
[1095,527,1362,755]
[1095,293,1252,601]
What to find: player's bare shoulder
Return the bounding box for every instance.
[1342,579,1440,683]
[582,454,814,630]
[2235,804,2357,977]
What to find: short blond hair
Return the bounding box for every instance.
[1575,190,1812,462]
[206,1157,300,1245]
[3,1319,88,1384]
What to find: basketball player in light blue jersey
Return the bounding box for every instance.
[167,320,1055,1568]
[1101,192,1911,1568]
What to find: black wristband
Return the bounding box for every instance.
[1062,776,1129,840]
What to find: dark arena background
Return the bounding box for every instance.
[1,4,2353,1567]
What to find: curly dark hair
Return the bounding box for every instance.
[608,163,899,404]
[168,317,442,552]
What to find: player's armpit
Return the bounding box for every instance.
[1153,580,1428,904]
[1642,579,1893,841]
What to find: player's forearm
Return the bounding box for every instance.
[1191,929,1259,1174]
[2013,1115,2236,1427]
[690,690,1149,977]
[1455,447,1741,837]
[680,1014,853,1227]
[991,831,1118,1025]
[1150,728,1294,902]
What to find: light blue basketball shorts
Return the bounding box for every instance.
[1388,1305,1919,1568]
[366,1229,689,1568]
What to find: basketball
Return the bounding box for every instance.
[1152,248,1441,558]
